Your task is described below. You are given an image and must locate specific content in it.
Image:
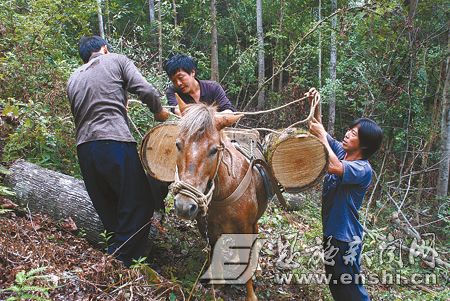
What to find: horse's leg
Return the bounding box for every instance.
[246,279,257,301]
[244,222,259,301]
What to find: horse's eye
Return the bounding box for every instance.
[176,141,182,151]
[209,147,218,156]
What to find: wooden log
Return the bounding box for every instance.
[140,123,264,182]
[263,128,328,193]
[140,122,179,182]
[3,159,103,246]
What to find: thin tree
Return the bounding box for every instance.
[211,0,219,81]
[437,27,450,197]
[172,0,178,27]
[96,0,105,39]
[105,0,111,37]
[328,0,337,135]
[256,0,265,110]
[275,0,285,92]
[318,0,322,116]
[158,0,163,73]
[149,0,155,23]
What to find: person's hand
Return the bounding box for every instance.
[154,108,170,122]
[309,117,326,141]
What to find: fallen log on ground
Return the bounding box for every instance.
[3,159,104,246]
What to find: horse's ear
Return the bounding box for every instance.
[175,93,187,115]
[214,113,244,131]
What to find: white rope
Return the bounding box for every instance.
[232,95,309,116]
[285,92,320,129]
[169,145,224,215]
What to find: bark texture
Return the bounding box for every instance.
[4,160,104,246]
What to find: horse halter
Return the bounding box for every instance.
[169,141,225,216]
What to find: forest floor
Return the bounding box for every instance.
[0,190,448,301]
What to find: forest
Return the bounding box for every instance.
[0,0,448,300]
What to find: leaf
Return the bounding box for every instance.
[0,165,10,175]
[0,186,15,197]
[140,265,162,284]
[169,292,177,301]
[15,271,27,284]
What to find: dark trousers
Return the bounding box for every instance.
[324,237,370,301]
[147,176,169,212]
[77,140,156,266]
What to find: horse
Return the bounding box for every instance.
[170,99,269,301]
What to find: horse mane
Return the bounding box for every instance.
[179,103,218,139]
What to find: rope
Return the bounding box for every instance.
[170,144,224,216]
[234,92,320,133]
[128,115,143,139]
[286,92,320,129]
[233,95,309,116]
[127,93,314,123]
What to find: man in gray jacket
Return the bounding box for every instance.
[67,36,169,266]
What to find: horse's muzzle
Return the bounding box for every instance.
[174,196,199,220]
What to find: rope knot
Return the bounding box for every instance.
[169,180,211,216]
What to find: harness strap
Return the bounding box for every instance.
[210,159,255,208]
[233,143,289,210]
[252,159,289,210]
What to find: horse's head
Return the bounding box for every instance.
[173,99,242,220]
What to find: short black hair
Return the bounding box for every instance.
[349,118,383,159]
[164,54,197,78]
[78,36,108,63]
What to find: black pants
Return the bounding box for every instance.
[77,140,158,266]
[324,237,370,301]
[147,176,169,212]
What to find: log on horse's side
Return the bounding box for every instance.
[170,101,269,301]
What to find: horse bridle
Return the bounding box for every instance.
[169,140,225,216]
[170,137,289,218]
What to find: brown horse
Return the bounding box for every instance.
[170,101,269,301]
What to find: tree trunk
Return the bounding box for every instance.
[256,0,265,110]
[172,0,177,27]
[149,0,155,23]
[4,160,104,246]
[278,70,283,92]
[416,60,444,202]
[437,28,450,197]
[210,0,219,81]
[158,0,163,73]
[272,0,284,92]
[318,0,322,117]
[328,0,337,135]
[96,0,105,39]
[105,0,111,37]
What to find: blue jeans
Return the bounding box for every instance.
[77,140,156,266]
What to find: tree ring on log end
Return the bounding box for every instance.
[268,132,328,193]
[140,122,179,182]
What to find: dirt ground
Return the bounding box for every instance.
[0,197,318,301]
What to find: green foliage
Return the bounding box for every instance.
[99,230,114,252]
[0,164,14,199]
[0,1,447,299]
[0,267,54,301]
[130,256,148,269]
[1,98,79,176]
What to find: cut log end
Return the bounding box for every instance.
[265,130,328,192]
